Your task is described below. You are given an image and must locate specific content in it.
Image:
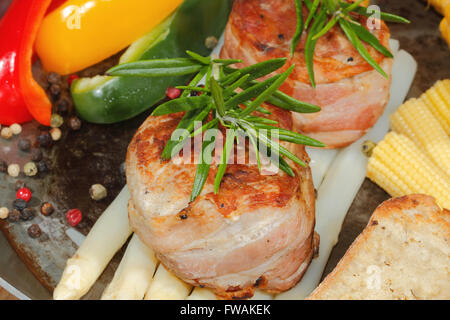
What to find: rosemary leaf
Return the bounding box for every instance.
[152,96,211,116]
[349,22,393,58]
[211,78,226,116]
[191,131,217,201]
[214,129,236,194]
[186,50,211,65]
[107,58,202,77]
[291,0,304,57]
[339,19,388,78]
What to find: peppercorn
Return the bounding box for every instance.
[50,128,62,141]
[89,184,107,201]
[1,127,12,139]
[40,202,54,216]
[9,123,22,135]
[8,209,21,222]
[16,187,32,202]
[14,180,26,190]
[0,207,8,219]
[21,207,35,221]
[37,160,49,173]
[55,97,71,115]
[66,209,82,227]
[7,164,20,177]
[18,138,31,152]
[0,159,7,173]
[68,116,82,131]
[37,131,53,148]
[68,74,79,86]
[50,114,64,128]
[166,87,181,100]
[27,224,42,238]
[205,36,219,49]
[361,140,377,158]
[24,162,38,177]
[12,199,27,211]
[49,83,61,98]
[30,149,43,162]
[47,72,62,84]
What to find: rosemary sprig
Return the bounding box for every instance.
[291,0,410,87]
[108,51,325,201]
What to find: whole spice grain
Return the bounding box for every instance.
[50,128,62,141]
[40,202,54,216]
[9,123,22,135]
[205,36,219,49]
[1,127,13,139]
[27,224,42,238]
[7,164,20,177]
[12,199,27,211]
[20,207,35,221]
[37,131,52,148]
[55,97,70,115]
[47,72,62,84]
[31,149,43,162]
[8,209,21,222]
[16,187,32,202]
[49,84,61,98]
[18,138,31,151]
[89,184,107,201]
[50,114,64,128]
[68,116,82,131]
[0,207,9,219]
[37,159,49,173]
[24,162,38,177]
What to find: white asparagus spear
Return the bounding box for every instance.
[145,264,192,300]
[276,49,417,300]
[101,234,158,300]
[53,186,132,300]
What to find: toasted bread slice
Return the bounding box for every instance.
[308,194,450,300]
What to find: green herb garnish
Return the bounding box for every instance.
[291,0,410,87]
[108,52,324,201]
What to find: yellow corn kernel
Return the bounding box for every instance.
[420,80,450,135]
[367,132,450,209]
[390,98,450,175]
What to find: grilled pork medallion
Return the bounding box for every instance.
[220,0,393,148]
[126,106,316,299]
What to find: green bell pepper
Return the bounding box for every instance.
[71,0,232,124]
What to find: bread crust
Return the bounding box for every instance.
[308,194,450,300]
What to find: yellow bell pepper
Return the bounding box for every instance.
[35,0,183,75]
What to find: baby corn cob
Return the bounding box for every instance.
[420,80,450,135]
[390,98,450,175]
[367,132,450,209]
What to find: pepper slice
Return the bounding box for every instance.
[0,0,52,126]
[71,0,231,124]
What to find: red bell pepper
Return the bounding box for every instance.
[0,0,52,126]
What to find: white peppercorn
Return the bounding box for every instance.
[10,123,22,135]
[24,162,38,177]
[7,164,20,177]
[50,127,62,141]
[1,127,13,139]
[89,184,107,201]
[0,207,8,219]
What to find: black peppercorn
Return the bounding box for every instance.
[49,84,61,98]
[18,138,31,152]
[8,209,21,222]
[14,180,26,190]
[0,159,7,173]
[28,224,42,238]
[47,72,62,84]
[37,159,49,173]
[20,207,35,221]
[31,148,43,162]
[40,202,54,216]
[56,96,71,115]
[68,116,82,131]
[12,199,27,211]
[37,131,52,148]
